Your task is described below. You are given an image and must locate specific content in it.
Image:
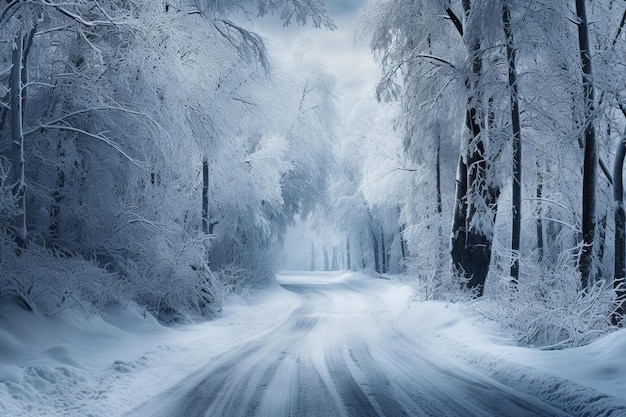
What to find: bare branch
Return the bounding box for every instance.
[612,8,626,47]
[413,54,456,69]
[214,19,269,71]
[445,8,464,37]
[0,0,20,25]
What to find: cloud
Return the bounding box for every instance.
[325,0,367,17]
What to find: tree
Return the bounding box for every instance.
[9,27,26,247]
[613,133,626,324]
[575,0,598,289]
[0,0,338,318]
[363,0,504,295]
[502,1,522,284]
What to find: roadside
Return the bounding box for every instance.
[0,282,302,417]
[360,272,626,416]
[2,271,626,416]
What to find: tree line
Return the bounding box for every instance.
[0,0,336,321]
[328,0,626,345]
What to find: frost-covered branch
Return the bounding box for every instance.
[32,124,148,171]
[214,19,269,70]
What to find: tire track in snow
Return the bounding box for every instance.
[128,274,576,417]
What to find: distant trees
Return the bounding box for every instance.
[332,99,408,274]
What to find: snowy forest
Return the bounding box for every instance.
[2,0,626,368]
[4,0,626,415]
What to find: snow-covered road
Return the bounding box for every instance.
[128,272,569,417]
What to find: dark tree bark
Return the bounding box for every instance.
[449,1,499,296]
[595,212,607,279]
[503,2,522,284]
[202,158,209,236]
[459,100,499,296]
[435,135,446,274]
[451,146,469,276]
[450,4,471,283]
[536,162,544,263]
[575,0,598,289]
[399,223,407,264]
[436,136,443,217]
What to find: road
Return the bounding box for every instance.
[128,272,571,417]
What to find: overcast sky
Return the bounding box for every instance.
[238,0,379,110]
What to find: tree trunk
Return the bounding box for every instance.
[202,158,209,236]
[359,238,366,269]
[331,246,338,270]
[451,149,469,276]
[398,206,408,269]
[450,1,498,296]
[464,103,495,296]
[310,242,315,271]
[536,161,544,263]
[11,32,26,247]
[576,0,597,289]
[464,112,498,296]
[450,2,473,281]
[323,247,329,271]
[503,3,522,284]
[436,137,443,218]
[381,229,387,273]
[399,223,407,261]
[372,228,380,273]
[346,238,351,271]
[435,136,445,273]
[595,211,607,279]
[50,166,65,241]
[613,134,626,324]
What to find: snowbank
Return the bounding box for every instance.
[2,271,626,416]
[360,272,626,416]
[0,283,301,417]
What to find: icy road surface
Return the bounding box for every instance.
[129,272,570,417]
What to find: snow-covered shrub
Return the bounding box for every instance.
[2,157,130,315]
[476,257,617,348]
[406,259,478,303]
[216,264,255,294]
[121,230,224,323]
[0,242,128,315]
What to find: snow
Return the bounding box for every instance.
[0,283,301,416]
[376,279,626,416]
[1,272,626,416]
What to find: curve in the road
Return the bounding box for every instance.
[128,274,572,417]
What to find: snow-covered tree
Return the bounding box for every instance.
[0,0,337,320]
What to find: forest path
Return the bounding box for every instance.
[128,272,570,417]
